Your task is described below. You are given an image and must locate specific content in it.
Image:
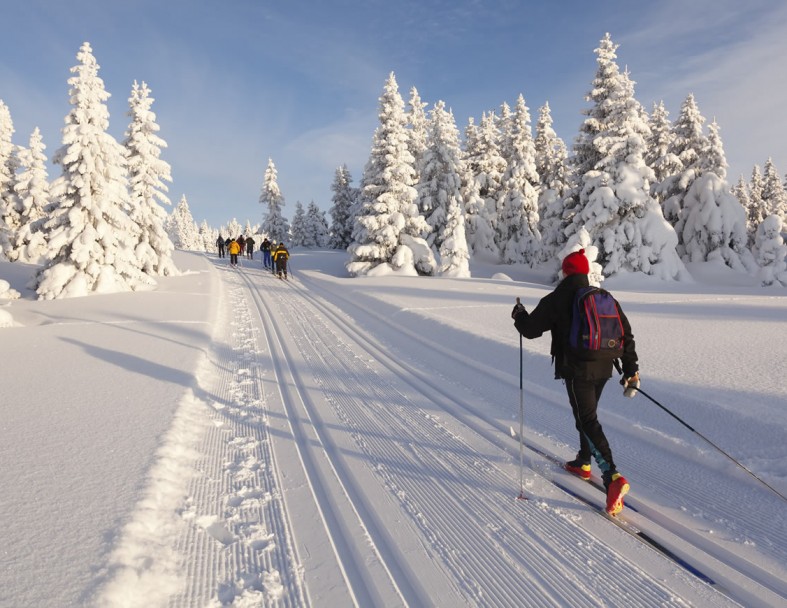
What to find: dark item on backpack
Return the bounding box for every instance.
[569,287,625,361]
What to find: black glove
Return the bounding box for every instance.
[511,298,526,319]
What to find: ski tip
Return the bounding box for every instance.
[517,493,528,501]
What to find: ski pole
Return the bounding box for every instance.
[614,362,787,503]
[513,297,527,500]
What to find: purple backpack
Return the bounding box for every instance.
[569,286,625,361]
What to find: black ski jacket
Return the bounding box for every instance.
[513,274,638,381]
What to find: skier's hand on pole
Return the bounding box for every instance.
[511,296,526,319]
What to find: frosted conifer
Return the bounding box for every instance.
[35,43,152,300]
[124,80,178,276]
[290,201,307,246]
[0,100,19,258]
[9,128,50,262]
[347,73,434,276]
[259,158,291,243]
[328,165,357,250]
[461,117,497,258]
[535,102,568,264]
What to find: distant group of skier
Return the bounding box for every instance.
[216,234,290,279]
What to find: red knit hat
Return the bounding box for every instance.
[562,249,590,276]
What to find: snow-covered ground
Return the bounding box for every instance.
[1,249,785,607]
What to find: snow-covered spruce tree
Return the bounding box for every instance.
[699,119,728,180]
[761,158,787,224]
[474,111,507,251]
[676,172,753,270]
[572,34,687,280]
[753,215,787,286]
[732,174,756,246]
[328,164,357,249]
[9,128,50,263]
[534,103,569,265]
[290,201,306,246]
[347,72,434,276]
[124,80,178,276]
[461,117,497,258]
[259,158,290,244]
[168,195,201,250]
[0,100,19,259]
[743,164,768,243]
[497,94,540,264]
[198,220,213,253]
[659,94,708,227]
[646,101,681,205]
[437,186,471,277]
[305,201,329,247]
[408,87,428,189]
[225,217,242,239]
[35,43,153,300]
[416,100,464,252]
[556,226,604,286]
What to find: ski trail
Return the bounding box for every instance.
[245,270,734,607]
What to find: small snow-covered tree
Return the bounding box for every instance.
[461,117,497,258]
[347,72,434,276]
[438,193,470,278]
[659,94,708,227]
[0,100,19,258]
[646,101,681,205]
[328,165,356,249]
[304,201,329,247]
[761,158,787,223]
[408,87,429,188]
[259,158,290,243]
[556,226,604,286]
[416,100,465,252]
[124,80,178,276]
[753,215,787,286]
[290,201,307,246]
[497,94,540,264]
[225,218,242,239]
[572,34,687,280]
[534,102,568,265]
[9,128,50,262]
[35,42,153,300]
[677,172,753,270]
[167,195,201,250]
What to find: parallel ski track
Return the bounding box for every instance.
[279,268,787,608]
[236,267,730,607]
[174,266,308,606]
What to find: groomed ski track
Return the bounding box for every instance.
[139,256,785,607]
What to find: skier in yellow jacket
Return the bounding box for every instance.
[272,242,289,279]
[228,239,241,267]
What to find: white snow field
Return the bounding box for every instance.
[1,249,785,607]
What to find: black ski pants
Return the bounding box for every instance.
[565,376,615,474]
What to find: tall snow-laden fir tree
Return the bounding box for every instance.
[572,34,687,280]
[290,201,307,246]
[408,87,429,189]
[461,117,497,258]
[761,158,787,223]
[259,158,290,244]
[124,80,178,276]
[0,100,19,259]
[534,102,569,264]
[474,111,507,248]
[699,119,728,180]
[676,172,754,271]
[305,201,329,247]
[35,42,153,300]
[9,128,50,263]
[753,215,787,287]
[416,100,465,253]
[497,94,540,264]
[646,101,681,205]
[347,72,434,276]
[659,93,708,227]
[328,164,356,249]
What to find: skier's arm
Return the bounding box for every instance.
[513,295,553,340]
[618,306,639,377]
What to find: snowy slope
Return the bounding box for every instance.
[1,250,785,607]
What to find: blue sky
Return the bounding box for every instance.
[2,0,786,229]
